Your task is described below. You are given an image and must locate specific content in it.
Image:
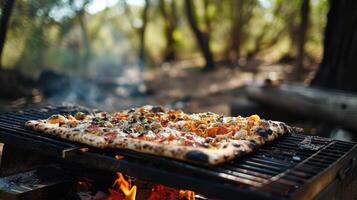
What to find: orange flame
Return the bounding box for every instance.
[148,184,195,200]
[108,172,137,200]
[179,190,196,200]
[114,154,124,160]
[107,172,195,200]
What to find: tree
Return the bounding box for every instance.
[14,0,67,71]
[295,0,310,80]
[139,0,150,63]
[122,0,150,65]
[184,0,215,71]
[71,0,92,61]
[275,0,301,59]
[203,0,212,39]
[225,0,255,62]
[247,2,285,59]
[159,0,177,62]
[311,0,357,92]
[0,0,16,68]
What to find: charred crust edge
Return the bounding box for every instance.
[185,150,209,163]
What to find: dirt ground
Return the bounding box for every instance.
[145,61,297,115]
[0,59,311,116]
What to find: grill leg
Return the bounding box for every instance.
[0,143,54,176]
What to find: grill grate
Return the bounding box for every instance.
[0,106,356,200]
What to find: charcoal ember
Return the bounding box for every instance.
[77,191,108,200]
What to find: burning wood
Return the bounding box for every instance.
[148,185,195,200]
[107,172,196,200]
[179,190,196,200]
[75,172,197,200]
[109,172,137,200]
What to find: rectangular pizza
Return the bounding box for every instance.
[25,105,301,165]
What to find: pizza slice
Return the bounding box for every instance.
[25,105,301,165]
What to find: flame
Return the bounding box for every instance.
[106,172,195,200]
[108,172,137,200]
[148,184,195,200]
[107,189,127,200]
[114,154,124,160]
[79,147,89,152]
[179,190,196,200]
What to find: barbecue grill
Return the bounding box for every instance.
[0,105,356,200]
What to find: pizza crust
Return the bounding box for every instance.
[25,120,107,148]
[25,119,299,165]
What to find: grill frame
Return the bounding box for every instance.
[0,106,356,200]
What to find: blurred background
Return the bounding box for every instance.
[0,0,356,140]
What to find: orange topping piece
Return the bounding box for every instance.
[205,127,218,137]
[217,126,230,135]
[67,115,76,121]
[248,115,260,122]
[114,112,129,120]
[47,115,66,124]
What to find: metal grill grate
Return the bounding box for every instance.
[0,106,356,200]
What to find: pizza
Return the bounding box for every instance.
[25,105,301,165]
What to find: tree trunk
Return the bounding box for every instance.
[203,0,212,39]
[246,84,357,131]
[226,0,242,61]
[184,0,215,71]
[225,0,255,62]
[138,0,150,64]
[311,0,357,92]
[77,10,91,61]
[295,0,310,80]
[0,0,16,68]
[159,0,177,62]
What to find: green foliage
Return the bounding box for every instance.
[2,0,328,76]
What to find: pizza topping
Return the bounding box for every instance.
[115,113,129,120]
[47,115,67,124]
[248,115,260,122]
[67,120,78,128]
[217,126,230,135]
[151,106,165,113]
[43,106,270,149]
[87,124,99,132]
[99,112,107,117]
[205,127,218,137]
[67,115,77,121]
[74,112,86,120]
[123,128,132,134]
[104,132,117,141]
[131,132,145,138]
[144,131,156,140]
[103,121,113,128]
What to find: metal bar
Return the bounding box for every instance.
[290,144,357,200]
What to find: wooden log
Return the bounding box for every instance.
[230,99,304,123]
[246,84,357,131]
